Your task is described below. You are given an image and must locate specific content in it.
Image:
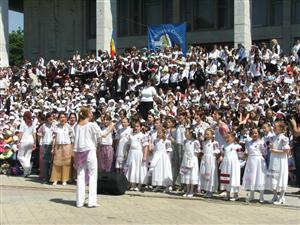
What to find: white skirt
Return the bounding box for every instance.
[242,155,267,191]
[150,151,173,186]
[219,155,240,192]
[199,154,218,192]
[265,153,288,191]
[125,150,147,184]
[115,138,128,169]
[180,156,199,185]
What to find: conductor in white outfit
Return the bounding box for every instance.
[74,107,101,208]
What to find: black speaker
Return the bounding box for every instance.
[97,172,128,195]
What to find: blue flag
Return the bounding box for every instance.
[148,23,187,56]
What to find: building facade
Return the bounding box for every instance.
[1,0,300,65]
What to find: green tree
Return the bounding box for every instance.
[9,27,24,66]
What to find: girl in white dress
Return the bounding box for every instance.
[115,117,132,173]
[180,128,200,197]
[149,128,173,192]
[125,121,149,191]
[242,128,267,203]
[219,132,241,201]
[199,128,220,197]
[266,121,290,205]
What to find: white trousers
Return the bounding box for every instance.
[76,150,98,207]
[18,143,33,172]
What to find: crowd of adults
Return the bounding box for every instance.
[0,39,299,206]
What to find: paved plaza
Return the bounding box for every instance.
[1,175,299,225]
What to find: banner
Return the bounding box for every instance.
[148,23,187,55]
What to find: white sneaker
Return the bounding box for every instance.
[187,192,194,198]
[219,191,227,197]
[273,197,285,205]
[183,193,188,197]
[52,181,57,186]
[269,195,279,204]
[229,197,237,202]
[259,198,264,203]
[62,182,67,186]
[164,186,171,193]
[88,203,100,208]
[133,187,139,191]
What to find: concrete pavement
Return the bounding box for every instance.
[1,175,299,225]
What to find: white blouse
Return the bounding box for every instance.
[19,121,36,144]
[140,86,157,102]
[245,139,266,156]
[53,123,74,145]
[74,122,101,152]
[128,132,149,151]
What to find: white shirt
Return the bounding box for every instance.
[175,124,185,144]
[74,122,101,152]
[140,86,157,102]
[19,121,36,144]
[117,76,122,92]
[38,123,54,145]
[53,123,74,145]
[100,126,113,145]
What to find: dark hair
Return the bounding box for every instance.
[68,112,77,121]
[186,127,196,139]
[58,112,67,118]
[103,114,112,121]
[45,113,52,119]
[147,78,156,86]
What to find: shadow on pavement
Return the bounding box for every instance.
[50,198,76,207]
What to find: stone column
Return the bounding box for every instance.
[96,0,117,52]
[234,0,252,51]
[0,0,9,66]
[281,0,292,53]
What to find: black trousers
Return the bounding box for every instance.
[115,92,125,102]
[138,101,153,121]
[293,141,300,187]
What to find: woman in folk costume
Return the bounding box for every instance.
[125,121,149,191]
[98,114,115,172]
[242,128,267,203]
[219,132,241,201]
[266,121,290,205]
[115,117,132,173]
[180,127,200,197]
[50,112,74,185]
[74,107,101,208]
[17,111,36,177]
[199,128,220,198]
[149,128,173,192]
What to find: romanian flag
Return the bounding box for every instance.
[110,31,116,58]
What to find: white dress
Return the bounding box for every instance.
[199,140,220,192]
[150,139,173,186]
[115,127,132,169]
[242,139,267,191]
[266,134,290,191]
[125,132,149,184]
[180,139,200,185]
[219,143,241,192]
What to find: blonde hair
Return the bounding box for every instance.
[78,107,91,122]
[271,39,278,45]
